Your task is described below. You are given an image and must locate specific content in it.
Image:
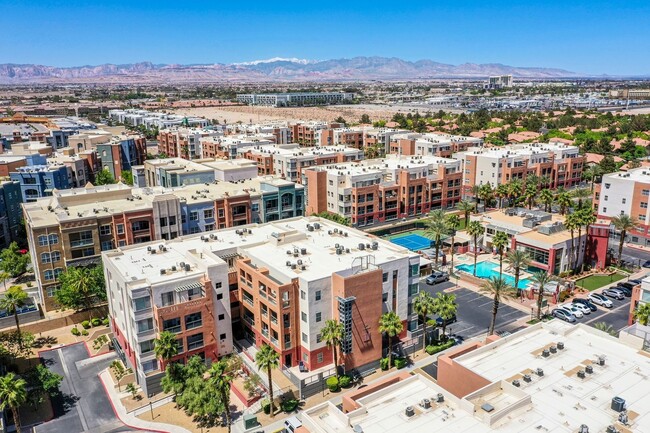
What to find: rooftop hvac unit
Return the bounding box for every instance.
[171,266,177,272]
[346,248,351,253]
[557,342,564,350]
[184,264,190,272]
[598,356,606,366]
[618,411,629,425]
[578,425,589,433]
[328,230,333,235]
[611,397,626,412]
[512,379,521,387]
[291,264,297,270]
[334,228,339,233]
[436,393,444,403]
[286,261,292,267]
[307,225,314,232]
[150,250,157,254]
[586,365,594,374]
[344,232,348,237]
[550,345,557,354]
[286,250,292,255]
[313,223,321,229]
[358,243,365,250]
[301,248,307,255]
[523,374,532,383]
[542,349,550,358]
[297,259,303,265]
[147,246,152,251]
[577,370,586,379]
[536,368,544,376]
[421,399,431,409]
[160,269,166,275]
[336,248,342,255]
[335,243,340,249]
[606,426,619,433]
[405,406,415,417]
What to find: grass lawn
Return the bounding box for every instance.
[575,272,626,291]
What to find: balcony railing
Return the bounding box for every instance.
[243,316,255,327]
[243,296,254,307]
[163,325,181,334]
[271,316,278,325]
[185,320,202,330]
[270,336,279,346]
[70,239,93,248]
[261,329,269,338]
[283,321,290,328]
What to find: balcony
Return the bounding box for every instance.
[185,319,202,330]
[243,315,255,327]
[261,328,269,338]
[271,315,278,325]
[70,239,93,248]
[163,325,181,334]
[270,336,279,347]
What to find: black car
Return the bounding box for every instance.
[643,260,650,268]
[572,298,598,312]
[618,281,638,290]
[436,314,458,327]
[614,284,632,297]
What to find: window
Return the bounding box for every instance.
[38,235,48,246]
[640,215,646,221]
[316,334,322,343]
[69,230,93,248]
[382,272,388,283]
[301,312,307,322]
[218,313,225,321]
[187,287,203,301]
[41,252,52,264]
[101,240,114,251]
[190,211,199,221]
[118,240,126,247]
[204,209,214,219]
[603,207,607,213]
[185,312,202,330]
[133,297,151,312]
[216,293,223,300]
[159,217,168,227]
[187,333,204,350]
[215,282,222,289]
[100,225,111,236]
[139,340,155,354]
[622,198,626,204]
[142,359,158,373]
[643,190,650,197]
[410,264,419,277]
[163,317,181,333]
[136,318,154,333]
[161,292,174,306]
[251,203,259,212]
[315,290,321,301]
[44,270,54,280]
[605,183,611,189]
[382,292,388,302]
[71,247,94,259]
[317,353,323,363]
[300,290,306,300]
[169,215,176,226]
[46,286,60,297]
[302,332,307,343]
[641,202,648,209]
[316,312,322,322]
[205,224,215,231]
[409,283,419,296]
[116,224,124,234]
[218,209,224,218]
[219,333,227,340]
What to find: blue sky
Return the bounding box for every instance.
[1,0,649,75]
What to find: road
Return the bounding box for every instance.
[618,245,650,268]
[36,343,136,433]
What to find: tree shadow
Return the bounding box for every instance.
[50,392,80,417]
[33,336,58,349]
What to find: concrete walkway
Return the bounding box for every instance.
[99,370,192,433]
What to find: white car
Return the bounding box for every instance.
[569,302,591,315]
[589,293,614,308]
[559,304,584,318]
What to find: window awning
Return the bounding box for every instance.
[174,282,202,293]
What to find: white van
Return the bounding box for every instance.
[284,416,302,432]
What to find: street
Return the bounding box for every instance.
[617,245,650,268]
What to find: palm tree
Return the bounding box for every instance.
[582,165,602,192]
[0,271,11,290]
[508,179,523,207]
[255,344,279,417]
[525,174,540,190]
[446,214,461,270]
[495,184,509,209]
[320,320,344,378]
[556,191,572,215]
[539,175,552,189]
[611,214,640,264]
[531,271,554,320]
[425,210,447,266]
[572,188,592,209]
[412,292,434,350]
[505,250,531,296]
[492,232,509,277]
[467,221,485,276]
[634,303,650,326]
[0,286,28,348]
[456,200,475,227]
[580,209,597,273]
[480,277,516,335]
[378,312,403,368]
[209,359,235,433]
[538,189,554,213]
[524,182,537,209]
[433,293,458,338]
[593,322,617,336]
[154,331,179,368]
[565,212,580,271]
[0,373,27,433]
[478,184,494,208]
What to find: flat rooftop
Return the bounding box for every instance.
[462,142,580,159]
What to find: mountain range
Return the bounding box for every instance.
[0,57,580,84]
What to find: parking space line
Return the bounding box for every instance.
[583,302,630,325]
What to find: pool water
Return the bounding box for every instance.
[456,261,531,289]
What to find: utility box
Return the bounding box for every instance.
[243,414,259,430]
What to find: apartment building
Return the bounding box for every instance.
[200,135,276,160]
[594,167,650,246]
[0,181,23,249]
[291,121,342,145]
[485,74,513,89]
[389,132,482,157]
[226,123,292,144]
[108,109,209,129]
[24,179,304,311]
[236,92,353,107]
[362,127,409,154]
[144,158,216,188]
[317,128,364,148]
[157,127,223,159]
[305,155,463,227]
[0,156,27,176]
[456,143,584,196]
[10,165,70,202]
[103,216,420,394]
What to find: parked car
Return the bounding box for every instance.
[426,271,449,285]
[572,298,597,312]
[614,284,632,297]
[629,278,645,285]
[435,314,457,327]
[643,260,650,268]
[568,302,591,315]
[559,304,584,318]
[602,288,625,300]
[588,293,613,308]
[552,308,577,323]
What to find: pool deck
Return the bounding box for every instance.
[454,254,534,290]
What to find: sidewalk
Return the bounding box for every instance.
[99,370,191,433]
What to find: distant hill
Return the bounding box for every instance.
[0,57,580,84]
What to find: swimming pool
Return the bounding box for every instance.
[456,261,531,289]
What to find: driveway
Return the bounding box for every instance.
[36,343,136,433]
[419,280,528,338]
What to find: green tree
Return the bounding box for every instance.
[95,168,116,185]
[611,214,639,264]
[456,200,475,226]
[209,358,235,433]
[433,292,458,338]
[572,188,592,209]
[556,191,572,216]
[480,277,516,335]
[582,165,602,192]
[154,331,179,365]
[593,322,617,336]
[120,170,134,186]
[334,116,347,125]
[0,373,28,433]
[507,179,523,206]
[446,214,461,270]
[378,311,403,368]
[412,292,434,350]
[492,231,509,277]
[0,286,29,348]
[0,271,11,290]
[478,183,494,208]
[531,271,554,320]
[495,184,509,209]
[505,250,531,296]
[321,319,344,378]
[634,303,650,326]
[425,210,447,266]
[110,360,132,392]
[25,364,63,409]
[524,181,537,209]
[538,189,554,213]
[55,265,106,318]
[467,221,485,276]
[0,242,30,277]
[255,344,279,418]
[359,114,371,124]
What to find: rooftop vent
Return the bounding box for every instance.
[606,426,619,433]
[611,397,626,412]
[536,368,544,376]
[598,356,606,366]
[577,370,586,379]
[523,374,532,383]
[550,345,557,354]
[358,243,365,250]
[542,349,550,358]
[420,399,431,409]
[436,393,444,403]
[481,403,495,413]
[512,379,521,387]
[405,406,415,417]
[557,342,564,350]
[160,269,166,275]
[578,425,589,433]
[585,365,594,374]
[313,223,320,230]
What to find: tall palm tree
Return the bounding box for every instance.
[538,189,554,213]
[0,271,11,290]
[531,271,554,320]
[446,214,461,270]
[425,210,447,266]
[539,175,552,189]
[456,200,475,227]
[412,292,434,350]
[0,373,27,433]
[320,320,344,378]
[524,182,537,209]
[564,212,580,271]
[478,184,494,208]
[495,184,509,209]
[580,209,597,273]
[508,179,523,207]
[582,165,602,192]
[378,312,403,368]
[556,191,572,215]
[611,214,640,264]
[505,250,531,295]
[572,188,592,209]
[433,293,458,338]
[467,221,485,276]
[634,303,650,326]
[525,174,540,190]
[492,232,509,277]
[0,286,28,349]
[154,331,179,367]
[255,344,279,417]
[480,277,516,335]
[209,359,235,433]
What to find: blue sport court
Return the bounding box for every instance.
[389,233,433,251]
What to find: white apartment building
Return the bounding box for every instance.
[108,109,209,129]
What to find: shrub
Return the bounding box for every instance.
[379,357,390,371]
[394,358,407,369]
[26,282,33,288]
[281,399,299,412]
[339,375,351,388]
[81,329,89,336]
[262,399,271,414]
[425,340,455,355]
[91,318,102,327]
[326,376,340,392]
[71,327,80,336]
[102,318,110,326]
[81,320,91,329]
